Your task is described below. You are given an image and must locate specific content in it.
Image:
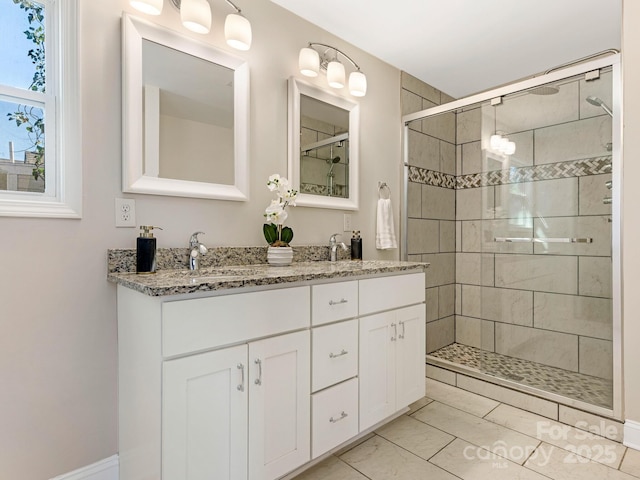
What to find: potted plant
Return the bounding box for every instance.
[263,174,298,265]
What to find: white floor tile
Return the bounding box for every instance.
[375,414,454,460]
[339,435,458,480]
[293,455,368,480]
[620,448,640,478]
[485,404,626,469]
[426,378,499,417]
[430,437,550,480]
[525,442,637,479]
[412,401,540,464]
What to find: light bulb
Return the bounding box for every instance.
[130,0,163,15]
[503,141,516,155]
[349,71,367,97]
[498,137,510,153]
[490,134,502,150]
[327,61,345,89]
[225,13,252,51]
[299,48,319,77]
[181,0,211,34]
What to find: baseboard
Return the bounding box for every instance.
[50,455,118,480]
[624,420,640,450]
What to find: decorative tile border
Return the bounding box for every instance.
[300,183,347,197]
[408,167,456,189]
[410,156,613,190]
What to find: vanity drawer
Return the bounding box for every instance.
[359,273,425,316]
[311,281,358,326]
[162,286,310,357]
[311,378,359,459]
[312,319,358,392]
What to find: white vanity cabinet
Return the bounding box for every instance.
[116,267,425,480]
[358,274,426,431]
[118,285,310,480]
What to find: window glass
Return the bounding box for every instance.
[0,0,47,194]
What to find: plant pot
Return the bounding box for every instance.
[267,246,293,266]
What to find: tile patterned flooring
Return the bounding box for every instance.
[429,343,613,409]
[293,379,640,480]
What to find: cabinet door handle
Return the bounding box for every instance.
[329,411,348,423]
[329,349,348,359]
[254,358,262,386]
[237,363,245,392]
[329,298,348,306]
[391,322,397,341]
[399,321,405,339]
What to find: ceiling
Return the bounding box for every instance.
[269,0,622,99]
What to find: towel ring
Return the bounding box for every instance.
[378,182,391,199]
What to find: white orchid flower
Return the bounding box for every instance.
[267,174,281,191]
[265,200,288,225]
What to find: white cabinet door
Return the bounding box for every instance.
[248,330,310,480]
[359,311,396,431]
[395,304,426,408]
[162,344,248,480]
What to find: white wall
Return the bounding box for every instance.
[0,0,401,478]
[622,0,640,434]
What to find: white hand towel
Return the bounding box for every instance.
[376,198,398,250]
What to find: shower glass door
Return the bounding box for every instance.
[465,68,614,409]
[407,55,620,415]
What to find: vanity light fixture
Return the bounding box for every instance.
[130,0,252,50]
[298,43,367,97]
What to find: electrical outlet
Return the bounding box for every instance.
[343,213,352,232]
[115,198,136,227]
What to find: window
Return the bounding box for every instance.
[0,0,80,217]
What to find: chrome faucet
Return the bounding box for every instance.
[329,233,347,262]
[189,231,207,271]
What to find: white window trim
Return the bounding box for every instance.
[0,0,81,218]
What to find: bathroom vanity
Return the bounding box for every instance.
[109,260,426,480]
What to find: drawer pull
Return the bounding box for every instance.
[399,321,405,339]
[237,363,245,392]
[329,349,349,359]
[329,411,349,423]
[254,358,262,386]
[391,322,397,341]
[329,298,348,306]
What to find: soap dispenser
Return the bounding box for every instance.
[351,230,362,260]
[137,225,162,274]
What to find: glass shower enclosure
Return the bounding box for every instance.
[402,54,621,417]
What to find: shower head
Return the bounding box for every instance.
[330,156,340,164]
[529,84,560,95]
[586,96,613,117]
[327,156,340,175]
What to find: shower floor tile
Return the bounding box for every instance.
[428,343,613,409]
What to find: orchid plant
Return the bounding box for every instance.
[263,174,298,247]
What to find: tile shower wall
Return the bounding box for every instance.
[401,72,457,354]
[404,71,614,380]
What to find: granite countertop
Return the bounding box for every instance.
[108,260,428,297]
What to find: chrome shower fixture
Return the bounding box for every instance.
[586,96,613,117]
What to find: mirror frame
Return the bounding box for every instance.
[122,14,249,201]
[288,77,359,210]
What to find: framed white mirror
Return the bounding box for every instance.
[122,14,249,201]
[288,78,359,210]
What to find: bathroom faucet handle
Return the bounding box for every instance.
[189,231,205,245]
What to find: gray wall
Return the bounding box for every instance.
[0,1,401,478]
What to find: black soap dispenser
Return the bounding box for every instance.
[351,230,362,260]
[137,225,162,274]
